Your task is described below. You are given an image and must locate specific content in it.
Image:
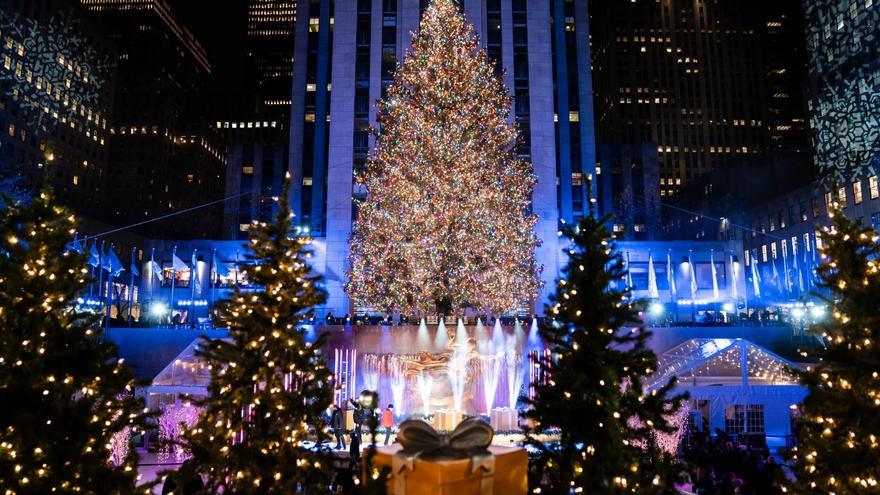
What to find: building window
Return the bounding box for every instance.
[870,176,879,200]
[761,244,768,262]
[812,197,821,218]
[825,191,833,209]
[242,166,254,175]
[725,405,765,435]
[746,405,765,433]
[853,181,863,205]
[613,224,624,233]
[838,186,847,206]
[239,224,250,232]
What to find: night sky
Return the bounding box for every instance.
[172,0,251,117]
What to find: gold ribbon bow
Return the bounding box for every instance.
[392,417,496,495]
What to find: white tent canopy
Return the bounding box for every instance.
[647,338,807,439]
[647,338,799,390]
[148,338,218,399]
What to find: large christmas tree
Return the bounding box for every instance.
[524,216,686,494]
[179,177,334,493]
[346,0,541,316]
[789,210,880,494]
[0,190,151,494]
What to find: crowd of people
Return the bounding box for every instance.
[681,431,788,495]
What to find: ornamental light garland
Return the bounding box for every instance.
[0,190,153,495]
[346,0,541,317]
[787,206,880,495]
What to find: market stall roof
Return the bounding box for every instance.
[646,338,800,390]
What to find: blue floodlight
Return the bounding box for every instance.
[648,302,665,317]
[150,302,168,317]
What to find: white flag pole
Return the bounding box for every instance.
[105,243,114,329]
[190,249,197,326]
[211,248,217,313]
[97,240,105,314]
[149,248,156,303]
[129,247,136,327]
[170,245,177,321]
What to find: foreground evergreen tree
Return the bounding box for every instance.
[346,0,541,316]
[180,177,333,493]
[0,191,150,494]
[789,211,880,494]
[524,216,686,494]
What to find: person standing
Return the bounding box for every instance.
[381,404,395,445]
[348,430,361,470]
[330,404,346,450]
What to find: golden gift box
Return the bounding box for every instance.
[489,407,519,431]
[433,409,465,431]
[370,443,528,495]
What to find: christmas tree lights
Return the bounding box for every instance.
[175,176,334,493]
[788,207,880,494]
[346,0,541,316]
[0,190,151,494]
[524,216,686,494]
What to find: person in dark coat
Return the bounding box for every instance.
[161,460,204,495]
[348,430,361,470]
[330,404,346,450]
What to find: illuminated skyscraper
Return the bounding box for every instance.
[590,0,810,198]
[245,0,296,120]
[804,0,880,182]
[0,0,113,213]
[80,0,226,238]
[288,0,597,316]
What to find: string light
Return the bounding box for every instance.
[177,177,333,492]
[346,0,540,316]
[0,189,151,494]
[789,205,880,493]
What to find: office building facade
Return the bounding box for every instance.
[220,120,287,240]
[804,0,880,182]
[287,0,597,316]
[80,0,226,238]
[590,0,811,198]
[245,0,296,122]
[220,1,296,239]
[0,0,113,213]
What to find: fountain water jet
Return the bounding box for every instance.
[455,318,469,345]
[474,318,488,354]
[362,354,379,392]
[481,352,502,413]
[528,318,540,346]
[416,374,434,417]
[434,318,448,350]
[447,318,470,411]
[491,319,504,350]
[388,358,406,414]
[505,335,524,408]
[416,318,430,348]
